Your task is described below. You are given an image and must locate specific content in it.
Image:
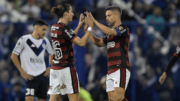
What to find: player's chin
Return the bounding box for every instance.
[69,19,73,22]
[41,35,45,38]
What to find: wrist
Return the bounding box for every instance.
[87,27,92,31]
[19,69,24,73]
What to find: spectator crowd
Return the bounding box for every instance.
[0,0,180,101]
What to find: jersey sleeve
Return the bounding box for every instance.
[174,46,180,57]
[62,26,77,42]
[102,35,108,44]
[13,37,24,55]
[115,26,128,36]
[164,46,180,73]
[45,38,54,55]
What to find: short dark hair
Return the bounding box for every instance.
[51,3,71,18]
[105,6,122,15]
[33,19,48,27]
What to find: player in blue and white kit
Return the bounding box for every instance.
[11,20,54,101]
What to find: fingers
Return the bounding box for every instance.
[27,75,33,80]
[44,72,49,77]
[159,77,164,84]
[24,75,33,81]
[80,13,84,21]
[84,11,90,18]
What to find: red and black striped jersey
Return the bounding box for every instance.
[102,24,131,71]
[174,46,180,57]
[50,23,77,69]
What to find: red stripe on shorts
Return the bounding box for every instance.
[120,68,126,89]
[70,67,78,93]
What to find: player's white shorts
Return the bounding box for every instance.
[106,68,131,92]
[48,67,80,95]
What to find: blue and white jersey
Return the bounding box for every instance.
[13,34,54,76]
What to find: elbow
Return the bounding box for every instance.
[96,44,101,47]
[79,43,86,47]
[95,43,103,47]
[11,54,13,60]
[11,53,15,61]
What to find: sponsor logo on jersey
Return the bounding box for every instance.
[30,58,43,64]
[51,33,57,38]
[64,29,72,38]
[51,26,59,31]
[107,41,115,49]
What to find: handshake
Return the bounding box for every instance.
[78,11,95,32]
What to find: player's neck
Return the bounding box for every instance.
[58,18,68,25]
[112,20,122,29]
[32,32,40,39]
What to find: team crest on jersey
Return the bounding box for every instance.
[119,26,124,30]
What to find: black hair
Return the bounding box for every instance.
[51,3,71,18]
[33,19,48,27]
[105,6,122,15]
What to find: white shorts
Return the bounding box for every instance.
[48,67,80,95]
[106,68,131,92]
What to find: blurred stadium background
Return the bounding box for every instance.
[0,0,180,101]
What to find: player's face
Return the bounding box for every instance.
[67,6,74,22]
[37,25,48,39]
[106,10,116,26]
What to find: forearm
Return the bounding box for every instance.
[89,33,102,47]
[80,31,91,46]
[94,20,116,36]
[11,53,24,73]
[49,55,53,65]
[165,55,179,73]
[74,25,81,35]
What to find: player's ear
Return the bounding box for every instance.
[34,25,38,31]
[34,25,40,31]
[64,11,68,16]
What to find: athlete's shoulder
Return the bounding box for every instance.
[51,23,66,31]
[43,37,50,42]
[19,34,31,41]
[118,24,128,31]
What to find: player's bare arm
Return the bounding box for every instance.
[89,13,117,36]
[159,72,167,84]
[44,55,53,77]
[72,12,94,47]
[159,51,180,84]
[74,13,85,35]
[84,22,106,47]
[11,53,33,81]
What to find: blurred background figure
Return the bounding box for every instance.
[1,0,180,101]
